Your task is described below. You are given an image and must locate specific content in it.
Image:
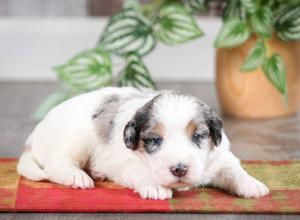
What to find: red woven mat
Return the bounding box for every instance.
[1,159,300,213]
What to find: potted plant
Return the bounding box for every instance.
[34,0,300,120]
[215,0,300,119]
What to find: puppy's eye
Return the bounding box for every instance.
[192,133,205,147]
[141,135,163,154]
[144,137,163,146]
[192,134,203,142]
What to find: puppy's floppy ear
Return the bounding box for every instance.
[123,120,139,150]
[200,103,223,147]
[123,95,159,150]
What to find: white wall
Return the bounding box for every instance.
[0,0,87,16]
[0,17,222,82]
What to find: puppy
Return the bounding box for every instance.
[17,87,269,200]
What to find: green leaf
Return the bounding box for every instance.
[214,18,250,48]
[155,3,203,45]
[222,0,243,19]
[250,7,273,38]
[241,0,256,13]
[240,39,265,71]
[118,53,156,88]
[55,48,112,92]
[98,9,156,56]
[33,91,72,120]
[182,0,206,13]
[123,0,142,12]
[275,5,300,41]
[262,54,287,97]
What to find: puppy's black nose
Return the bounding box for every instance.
[170,163,188,177]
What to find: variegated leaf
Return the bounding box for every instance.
[118,53,156,88]
[214,18,250,48]
[155,3,203,45]
[222,0,243,19]
[98,9,156,56]
[241,0,256,13]
[182,0,206,13]
[250,7,273,38]
[55,49,112,92]
[275,5,300,41]
[123,0,142,11]
[263,54,287,97]
[241,39,265,71]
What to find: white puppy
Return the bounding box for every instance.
[17,87,269,200]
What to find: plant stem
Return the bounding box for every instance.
[263,37,272,57]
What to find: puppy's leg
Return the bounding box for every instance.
[203,149,269,198]
[109,160,172,200]
[44,159,94,189]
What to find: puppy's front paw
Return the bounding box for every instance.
[233,175,269,198]
[70,170,95,189]
[46,165,95,189]
[136,185,173,200]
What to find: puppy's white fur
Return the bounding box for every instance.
[17,87,269,200]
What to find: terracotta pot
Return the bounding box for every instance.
[216,35,300,119]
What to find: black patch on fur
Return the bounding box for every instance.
[202,105,223,147]
[123,95,159,150]
[92,95,120,143]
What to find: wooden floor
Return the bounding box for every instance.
[0,82,299,220]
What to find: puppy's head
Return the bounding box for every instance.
[123,92,225,187]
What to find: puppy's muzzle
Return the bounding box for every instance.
[170,163,189,177]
